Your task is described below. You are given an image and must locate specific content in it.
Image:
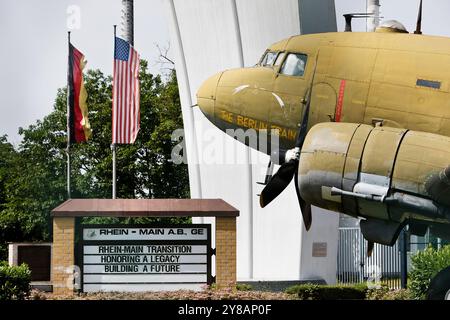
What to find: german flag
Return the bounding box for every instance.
[68,44,91,143]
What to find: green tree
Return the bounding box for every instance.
[0,61,190,259]
[0,136,17,209]
[0,136,20,259]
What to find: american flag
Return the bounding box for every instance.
[112,37,140,144]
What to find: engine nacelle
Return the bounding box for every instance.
[298,122,450,225]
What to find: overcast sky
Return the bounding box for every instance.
[1,0,450,146]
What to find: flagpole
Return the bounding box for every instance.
[112,25,117,199]
[66,31,71,199]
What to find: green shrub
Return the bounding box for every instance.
[409,245,450,299]
[285,283,367,300]
[0,261,31,300]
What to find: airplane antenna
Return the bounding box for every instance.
[414,0,423,35]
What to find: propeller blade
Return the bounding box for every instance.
[294,166,312,230]
[259,160,296,208]
[300,200,312,231]
[367,241,375,257]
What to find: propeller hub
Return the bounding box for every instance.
[285,147,300,163]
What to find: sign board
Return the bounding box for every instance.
[77,224,212,292]
[312,242,327,257]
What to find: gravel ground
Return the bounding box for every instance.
[30,288,296,300]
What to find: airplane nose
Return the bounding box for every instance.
[197,72,223,120]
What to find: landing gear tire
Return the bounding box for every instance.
[427,266,450,300]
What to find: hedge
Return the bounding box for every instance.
[366,285,413,300]
[0,261,31,300]
[285,283,368,300]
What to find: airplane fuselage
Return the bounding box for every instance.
[198,31,450,153]
[197,31,450,245]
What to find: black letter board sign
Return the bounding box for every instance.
[77,224,212,292]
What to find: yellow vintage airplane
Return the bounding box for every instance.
[196,16,450,257]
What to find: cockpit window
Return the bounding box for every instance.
[280,53,307,77]
[260,51,278,67]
